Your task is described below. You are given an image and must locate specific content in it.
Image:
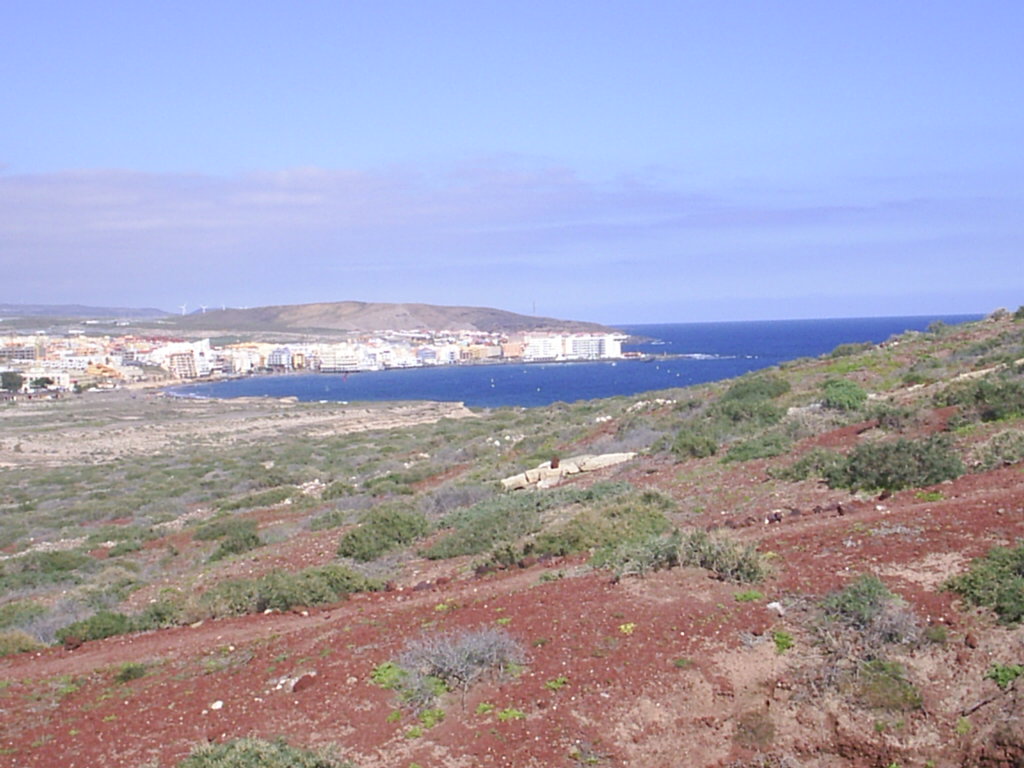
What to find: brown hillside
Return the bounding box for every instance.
[164,300,610,334]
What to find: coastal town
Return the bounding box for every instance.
[0,327,628,393]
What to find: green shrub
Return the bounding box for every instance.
[177,737,351,768]
[193,517,258,542]
[769,447,846,482]
[830,342,873,358]
[822,379,868,412]
[869,403,918,432]
[532,490,673,559]
[969,429,1024,471]
[821,574,920,647]
[671,426,718,459]
[210,529,263,561]
[218,487,295,512]
[591,529,681,579]
[337,506,429,562]
[321,481,355,500]
[827,435,964,492]
[0,550,96,592]
[722,374,791,402]
[114,662,148,683]
[423,483,632,560]
[0,629,44,656]
[678,530,767,583]
[710,398,784,429]
[946,542,1024,624]
[722,432,791,463]
[938,377,1024,423]
[55,610,133,643]
[822,574,894,629]
[199,565,380,618]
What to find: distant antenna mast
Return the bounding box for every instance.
[179,303,187,316]
[532,300,536,315]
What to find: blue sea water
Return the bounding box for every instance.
[169,314,980,408]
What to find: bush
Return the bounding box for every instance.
[821,574,920,647]
[336,506,429,562]
[392,626,526,710]
[938,377,1024,423]
[193,517,258,542]
[671,426,718,459]
[822,574,894,629]
[827,435,964,492]
[218,487,295,512]
[0,550,96,592]
[710,398,784,429]
[821,379,868,412]
[968,429,1024,471]
[769,447,846,482]
[830,342,873,358]
[531,490,674,559]
[678,530,767,583]
[946,542,1024,624]
[55,610,132,644]
[591,529,681,579]
[423,483,632,560]
[722,432,791,463]
[177,737,351,768]
[199,565,380,618]
[0,629,44,656]
[722,373,791,402]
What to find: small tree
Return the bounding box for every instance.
[1,371,24,392]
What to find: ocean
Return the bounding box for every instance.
[168,314,981,408]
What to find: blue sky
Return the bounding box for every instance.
[2,1,1021,323]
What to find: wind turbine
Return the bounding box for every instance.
[199,305,207,314]
[179,303,187,316]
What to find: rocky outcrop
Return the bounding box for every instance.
[500,452,637,490]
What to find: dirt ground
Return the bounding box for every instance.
[3,422,1024,768]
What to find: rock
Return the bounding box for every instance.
[292,673,317,693]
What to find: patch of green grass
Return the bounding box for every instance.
[985,663,1024,690]
[176,736,352,767]
[734,590,764,603]
[544,675,569,691]
[497,707,526,721]
[772,630,794,654]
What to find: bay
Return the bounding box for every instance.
[168,314,980,408]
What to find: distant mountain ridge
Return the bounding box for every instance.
[0,303,170,319]
[163,301,610,334]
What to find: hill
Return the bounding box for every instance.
[2,308,1024,767]
[163,300,610,334]
[0,303,169,319]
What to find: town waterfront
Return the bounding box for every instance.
[169,314,980,407]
